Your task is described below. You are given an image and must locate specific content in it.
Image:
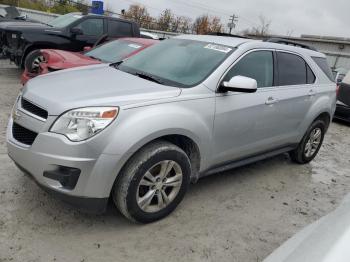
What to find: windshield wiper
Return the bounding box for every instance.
[135,72,164,84]
[110,60,124,69]
[87,55,102,61]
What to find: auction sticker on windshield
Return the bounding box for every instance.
[204,44,232,53]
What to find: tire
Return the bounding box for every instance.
[290,119,326,164]
[113,141,191,223]
[24,49,45,73]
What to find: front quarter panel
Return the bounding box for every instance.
[103,94,215,173]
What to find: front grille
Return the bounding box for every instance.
[12,123,38,146]
[21,98,48,120]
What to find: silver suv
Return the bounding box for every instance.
[7,35,336,223]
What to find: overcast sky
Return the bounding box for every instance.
[102,0,349,38]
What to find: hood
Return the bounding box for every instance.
[23,64,181,115]
[0,21,47,30]
[42,49,101,70]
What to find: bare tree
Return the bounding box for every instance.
[193,15,223,35]
[250,15,271,36]
[157,9,174,31]
[286,29,294,37]
[123,4,152,28]
[178,16,192,34]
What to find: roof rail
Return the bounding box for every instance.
[265,38,318,51]
[207,32,250,39]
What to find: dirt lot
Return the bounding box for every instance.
[0,59,350,262]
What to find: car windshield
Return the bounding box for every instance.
[48,13,82,28]
[118,38,234,87]
[85,40,146,63]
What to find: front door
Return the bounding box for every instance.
[212,50,282,165]
[71,18,105,50]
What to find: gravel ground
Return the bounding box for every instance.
[0,59,350,262]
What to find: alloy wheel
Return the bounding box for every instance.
[136,160,183,213]
[304,127,322,158]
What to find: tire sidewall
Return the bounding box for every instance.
[125,149,191,223]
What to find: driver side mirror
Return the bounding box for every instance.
[70,27,83,36]
[219,76,257,93]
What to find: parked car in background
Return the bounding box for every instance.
[263,193,350,262]
[7,35,336,223]
[0,6,42,55]
[21,37,158,85]
[140,31,159,40]
[0,6,40,23]
[335,71,350,122]
[0,12,140,67]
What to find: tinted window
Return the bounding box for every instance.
[119,39,234,87]
[76,18,104,36]
[277,52,308,86]
[312,57,335,82]
[85,40,145,63]
[108,20,132,37]
[224,51,274,88]
[307,64,316,84]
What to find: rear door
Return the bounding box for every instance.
[270,51,316,143]
[107,19,134,38]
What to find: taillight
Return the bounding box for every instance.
[336,84,340,97]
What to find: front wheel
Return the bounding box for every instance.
[290,119,326,164]
[113,141,191,223]
[24,49,45,73]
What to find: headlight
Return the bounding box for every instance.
[50,107,119,142]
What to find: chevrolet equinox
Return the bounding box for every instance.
[7,35,336,223]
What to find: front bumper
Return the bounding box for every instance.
[7,115,123,213]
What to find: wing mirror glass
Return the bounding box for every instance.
[219,76,258,93]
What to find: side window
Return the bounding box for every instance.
[224,51,274,88]
[277,52,307,86]
[312,57,335,82]
[108,20,132,37]
[75,18,104,36]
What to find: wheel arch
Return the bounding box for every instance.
[21,43,56,68]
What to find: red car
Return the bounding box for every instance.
[21,38,158,85]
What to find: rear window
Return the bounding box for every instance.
[312,57,335,82]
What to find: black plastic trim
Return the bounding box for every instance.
[13,161,108,214]
[201,145,297,177]
[43,166,81,190]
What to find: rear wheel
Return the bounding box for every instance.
[113,141,191,223]
[24,49,45,74]
[290,119,326,164]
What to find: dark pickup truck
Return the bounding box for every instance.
[0,12,140,67]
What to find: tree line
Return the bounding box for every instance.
[0,1,272,36]
[121,4,224,34]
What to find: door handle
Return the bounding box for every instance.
[265,96,278,105]
[308,89,316,97]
